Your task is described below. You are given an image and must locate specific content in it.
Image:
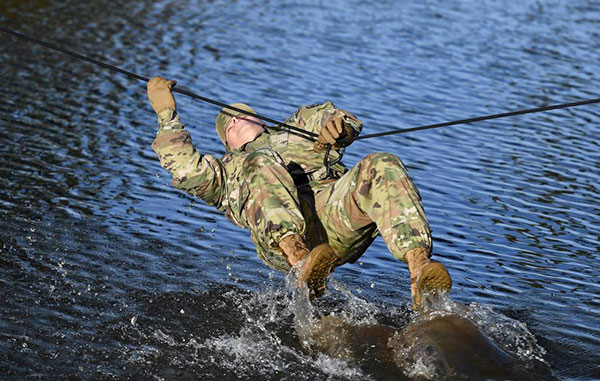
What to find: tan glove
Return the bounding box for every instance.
[314,110,358,152]
[147,76,176,114]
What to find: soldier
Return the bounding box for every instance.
[147,76,451,308]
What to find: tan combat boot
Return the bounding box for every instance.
[299,244,338,299]
[278,234,310,266]
[406,247,452,310]
[279,236,337,298]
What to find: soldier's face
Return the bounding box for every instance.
[226,115,263,149]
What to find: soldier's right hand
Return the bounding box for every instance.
[147,76,177,114]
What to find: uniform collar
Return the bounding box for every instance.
[228,127,270,153]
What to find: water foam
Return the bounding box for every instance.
[121,273,550,380]
[196,273,367,380]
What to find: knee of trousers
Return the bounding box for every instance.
[242,149,286,174]
[358,152,408,180]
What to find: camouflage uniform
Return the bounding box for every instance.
[152,102,432,272]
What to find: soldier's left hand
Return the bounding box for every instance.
[314,111,357,151]
[318,117,345,145]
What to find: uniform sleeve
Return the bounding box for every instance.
[284,101,363,137]
[151,108,227,209]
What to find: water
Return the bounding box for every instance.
[1,0,599,379]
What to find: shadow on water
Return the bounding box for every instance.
[108,271,556,380]
[294,280,555,380]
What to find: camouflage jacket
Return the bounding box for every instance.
[152,101,363,229]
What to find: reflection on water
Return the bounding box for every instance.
[1,0,599,379]
[296,282,553,380]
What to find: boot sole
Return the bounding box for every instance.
[413,262,452,309]
[299,244,337,298]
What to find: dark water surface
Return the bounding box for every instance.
[1,0,599,379]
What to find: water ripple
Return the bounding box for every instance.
[1,0,599,379]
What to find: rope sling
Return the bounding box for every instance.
[2,25,598,147]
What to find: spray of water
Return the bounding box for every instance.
[119,271,551,380]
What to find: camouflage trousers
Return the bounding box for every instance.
[239,150,432,272]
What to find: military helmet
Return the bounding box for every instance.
[215,103,257,145]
